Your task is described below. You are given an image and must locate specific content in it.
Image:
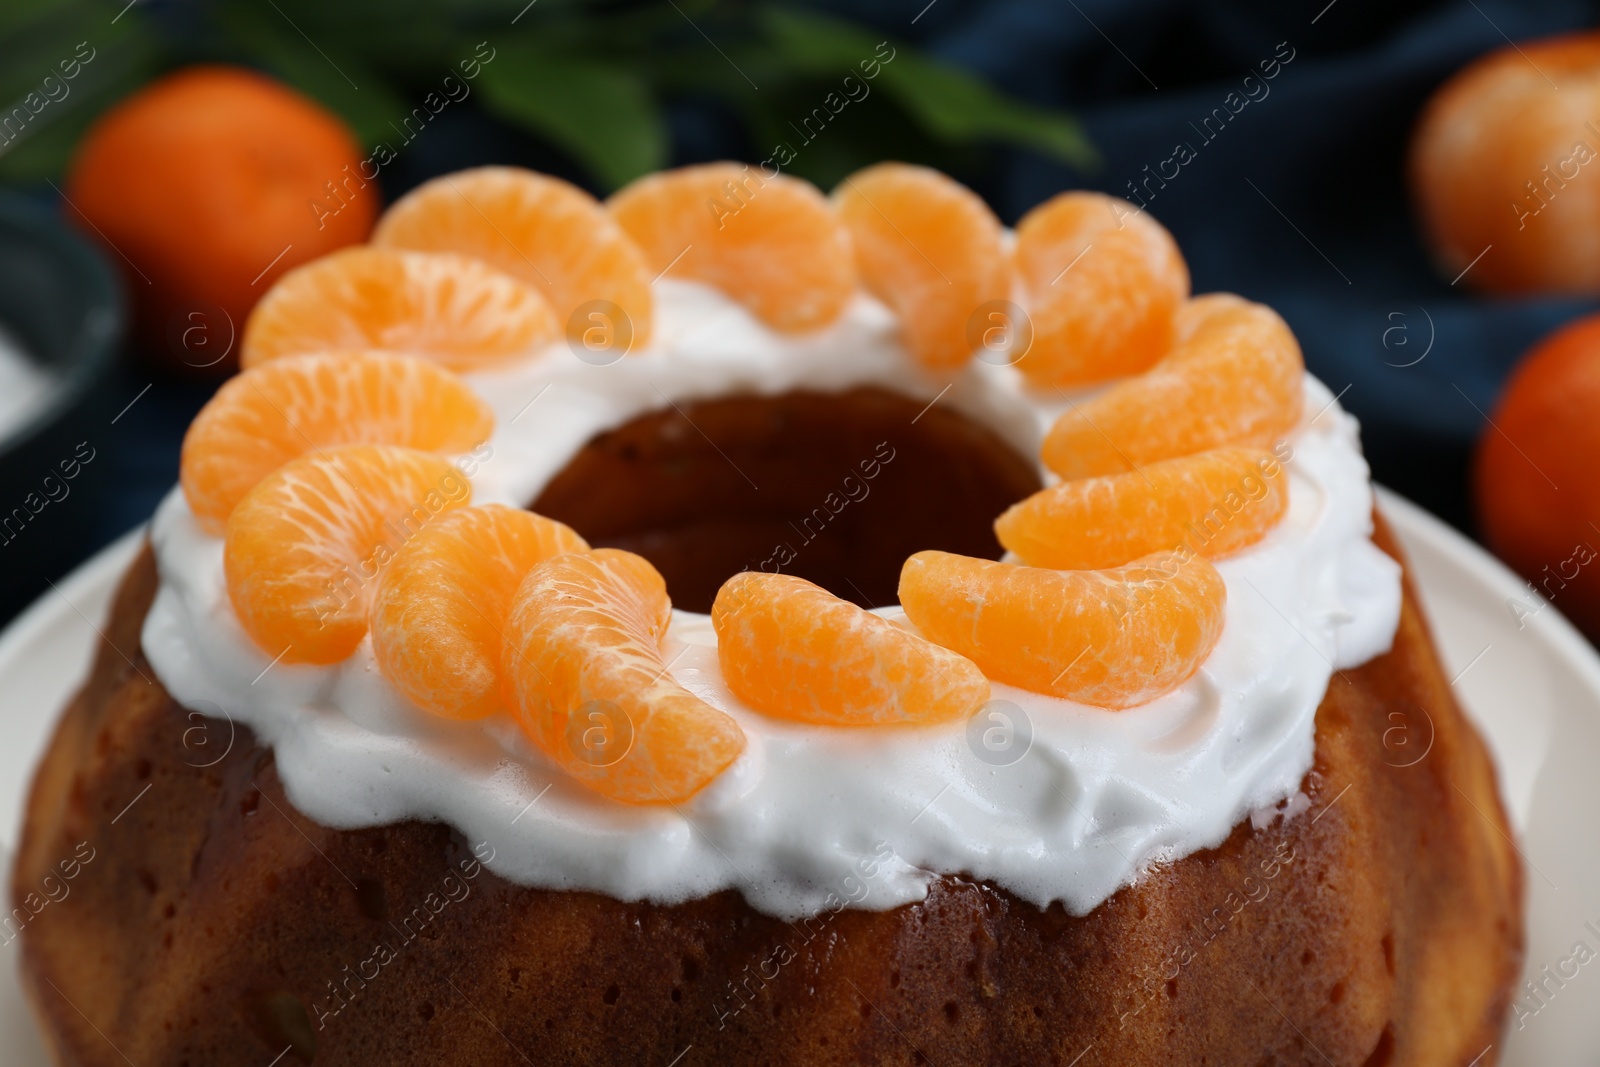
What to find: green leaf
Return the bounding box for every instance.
[879,51,1097,171]
[221,0,462,78]
[0,0,1095,191]
[0,6,166,183]
[477,45,667,189]
[262,50,409,151]
[761,5,1097,171]
[0,0,91,42]
[215,4,409,148]
[0,0,142,101]
[759,4,876,71]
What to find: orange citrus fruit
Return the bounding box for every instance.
[899,549,1226,709]
[1040,293,1304,480]
[240,247,559,371]
[370,505,589,720]
[1410,33,1600,293]
[64,65,375,369]
[608,163,856,333]
[374,166,653,350]
[1475,312,1600,637]
[1013,191,1189,387]
[224,444,472,664]
[833,163,1009,370]
[710,572,989,726]
[996,447,1289,570]
[181,352,493,534]
[503,548,745,803]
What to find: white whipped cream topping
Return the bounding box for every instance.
[140,281,1401,920]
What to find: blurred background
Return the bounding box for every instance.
[2,0,1599,630]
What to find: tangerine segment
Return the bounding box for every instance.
[711,572,990,726]
[370,506,589,721]
[181,352,492,535]
[1013,192,1189,386]
[898,549,1226,710]
[1040,294,1305,481]
[224,445,473,665]
[503,549,745,804]
[996,447,1288,570]
[240,247,559,372]
[833,163,1009,370]
[373,166,653,349]
[608,163,856,333]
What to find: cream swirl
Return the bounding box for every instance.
[140,280,1401,920]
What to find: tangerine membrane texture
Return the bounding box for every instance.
[374,166,655,350]
[503,549,746,804]
[833,162,1010,371]
[996,447,1289,571]
[609,163,857,334]
[711,571,990,726]
[899,549,1228,710]
[240,246,560,371]
[370,505,589,721]
[1012,191,1190,387]
[180,351,492,534]
[223,444,472,665]
[1041,293,1305,480]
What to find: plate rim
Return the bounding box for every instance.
[0,523,143,669]
[1374,484,1600,694]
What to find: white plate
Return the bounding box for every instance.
[0,494,1595,1064]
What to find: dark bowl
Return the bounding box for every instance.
[0,191,123,622]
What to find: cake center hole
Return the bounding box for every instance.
[531,387,1043,613]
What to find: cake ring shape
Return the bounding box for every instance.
[12,162,1522,1063]
[13,513,1521,1066]
[133,355,1408,917]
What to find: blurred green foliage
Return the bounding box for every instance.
[0,0,1095,190]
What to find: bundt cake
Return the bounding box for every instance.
[12,162,1522,1065]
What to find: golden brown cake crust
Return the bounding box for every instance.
[12,517,1522,1066]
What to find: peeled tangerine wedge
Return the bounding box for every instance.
[609,163,856,333]
[711,572,989,726]
[834,163,1009,370]
[224,444,472,665]
[1013,191,1190,386]
[240,246,559,372]
[504,549,745,804]
[996,447,1289,570]
[1041,293,1305,481]
[181,352,492,535]
[374,166,654,351]
[899,549,1226,710]
[371,505,589,720]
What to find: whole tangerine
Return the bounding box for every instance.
[1410,33,1600,293]
[1475,312,1600,636]
[64,65,376,371]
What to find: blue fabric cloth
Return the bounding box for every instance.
[919,0,1600,531]
[17,0,1600,625]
